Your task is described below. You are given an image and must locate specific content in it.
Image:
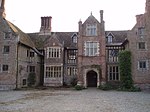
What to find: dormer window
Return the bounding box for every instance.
[72,36,77,43]
[106,33,113,43]
[71,33,78,43]
[86,24,97,36]
[107,35,113,43]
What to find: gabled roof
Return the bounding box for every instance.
[28,33,49,49]
[29,32,77,49]
[44,33,63,47]
[29,30,128,49]
[55,32,77,48]
[7,21,35,48]
[106,32,115,38]
[105,30,128,43]
[83,14,100,24]
[0,17,35,48]
[0,17,11,32]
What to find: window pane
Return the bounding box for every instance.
[116,73,119,80]
[46,66,61,78]
[5,32,11,39]
[138,27,145,36]
[110,66,112,72]
[109,73,112,80]
[86,24,97,36]
[108,66,119,81]
[85,42,98,56]
[30,52,34,57]
[2,65,8,71]
[107,35,113,43]
[143,62,146,68]
[138,42,145,49]
[48,47,60,58]
[23,79,27,85]
[30,66,35,73]
[3,46,10,53]
[73,36,77,43]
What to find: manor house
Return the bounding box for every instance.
[0,0,150,90]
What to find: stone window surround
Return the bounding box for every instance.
[2,64,9,72]
[137,42,147,50]
[137,27,145,36]
[3,45,10,54]
[0,64,9,72]
[47,47,61,58]
[86,24,97,36]
[84,41,99,56]
[138,60,149,71]
[4,32,11,39]
[45,66,62,78]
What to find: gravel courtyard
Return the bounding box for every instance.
[0,88,150,112]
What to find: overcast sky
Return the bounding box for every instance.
[5,0,145,33]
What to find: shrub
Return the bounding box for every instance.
[118,86,141,92]
[74,85,83,90]
[70,77,78,87]
[98,84,113,90]
[27,73,36,87]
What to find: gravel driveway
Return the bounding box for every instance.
[0,88,150,112]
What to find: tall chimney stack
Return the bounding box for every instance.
[145,0,150,26]
[100,10,105,35]
[100,10,104,23]
[146,0,150,13]
[40,16,52,35]
[0,0,6,18]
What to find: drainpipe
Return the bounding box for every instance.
[16,36,19,89]
[62,41,65,86]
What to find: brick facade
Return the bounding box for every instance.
[77,12,106,87]
[0,0,150,90]
[127,0,150,89]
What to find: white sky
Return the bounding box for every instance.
[5,0,145,33]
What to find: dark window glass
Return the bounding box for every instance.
[2,65,8,71]
[29,66,35,73]
[23,79,27,85]
[5,32,11,39]
[3,46,10,54]
[30,52,34,57]
[138,42,145,49]
[139,61,146,69]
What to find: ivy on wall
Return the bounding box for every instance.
[118,50,133,89]
[27,73,36,87]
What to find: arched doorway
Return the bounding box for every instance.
[87,70,97,87]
